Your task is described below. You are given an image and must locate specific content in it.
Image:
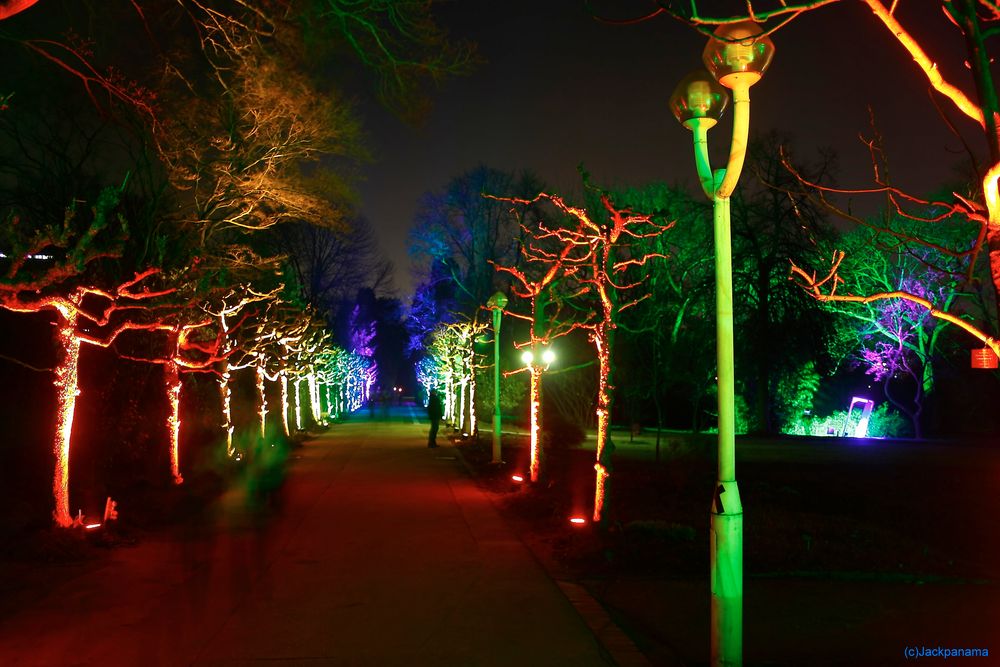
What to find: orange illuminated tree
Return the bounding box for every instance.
[496,187,672,522]
[492,200,592,483]
[115,314,230,484]
[0,185,173,526]
[202,284,284,458]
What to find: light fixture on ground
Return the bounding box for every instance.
[670,19,774,667]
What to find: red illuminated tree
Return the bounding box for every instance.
[498,187,672,523]
[492,198,594,483]
[0,0,39,21]
[0,185,173,525]
[115,313,229,484]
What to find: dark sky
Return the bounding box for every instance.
[356,2,973,297]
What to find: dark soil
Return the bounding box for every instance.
[456,433,1000,583]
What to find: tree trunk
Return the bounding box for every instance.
[219,358,234,456]
[593,327,613,523]
[166,360,184,484]
[279,371,290,437]
[256,363,268,440]
[52,310,81,527]
[529,366,542,482]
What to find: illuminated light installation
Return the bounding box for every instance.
[165,361,184,484]
[511,474,524,483]
[52,308,81,528]
[972,346,999,369]
[843,397,875,438]
[569,517,587,525]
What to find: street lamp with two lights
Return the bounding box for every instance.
[669,21,775,667]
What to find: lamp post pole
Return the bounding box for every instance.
[487,291,508,464]
[670,22,774,667]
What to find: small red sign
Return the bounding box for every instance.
[971,347,999,369]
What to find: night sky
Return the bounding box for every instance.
[357,1,969,297]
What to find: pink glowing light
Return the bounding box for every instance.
[85,523,101,530]
[511,474,524,482]
[570,517,587,525]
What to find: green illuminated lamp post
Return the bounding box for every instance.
[669,21,775,667]
[486,291,509,464]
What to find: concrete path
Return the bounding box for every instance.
[0,409,613,666]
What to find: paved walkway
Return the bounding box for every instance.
[0,409,613,666]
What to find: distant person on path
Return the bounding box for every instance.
[427,389,443,448]
[381,388,391,419]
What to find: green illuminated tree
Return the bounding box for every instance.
[730,132,839,433]
[607,183,716,436]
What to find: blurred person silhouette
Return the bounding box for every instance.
[427,388,443,448]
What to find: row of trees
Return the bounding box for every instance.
[0,1,469,527]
